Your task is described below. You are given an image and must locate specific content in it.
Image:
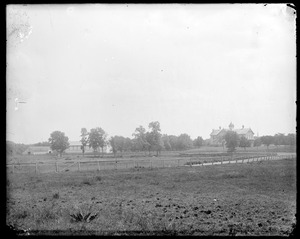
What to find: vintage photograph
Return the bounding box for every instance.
[6,4,296,236]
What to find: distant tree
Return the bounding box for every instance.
[273,133,285,148]
[132,126,150,155]
[204,139,211,146]
[177,134,193,150]
[193,136,204,148]
[168,135,178,151]
[145,132,153,156]
[253,137,262,148]
[88,127,107,158]
[224,131,239,153]
[285,133,296,148]
[109,136,117,158]
[124,137,132,152]
[148,121,164,156]
[48,131,70,157]
[260,135,273,149]
[239,136,251,150]
[80,128,89,156]
[33,141,50,146]
[113,136,128,157]
[162,134,171,151]
[6,141,28,155]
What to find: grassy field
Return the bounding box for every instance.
[6,157,296,236]
[7,145,295,174]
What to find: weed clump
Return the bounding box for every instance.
[70,203,98,223]
[53,192,59,199]
[82,179,92,185]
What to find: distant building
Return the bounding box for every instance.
[65,141,111,154]
[66,141,94,154]
[23,146,51,155]
[210,127,227,145]
[210,122,255,146]
[22,141,111,155]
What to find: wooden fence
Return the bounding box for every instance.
[6,154,296,174]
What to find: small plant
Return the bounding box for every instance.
[70,207,98,223]
[95,176,102,181]
[16,210,29,219]
[53,192,59,199]
[82,179,92,185]
[69,203,99,224]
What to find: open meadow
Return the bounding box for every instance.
[6,154,296,236]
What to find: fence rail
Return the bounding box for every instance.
[6,154,296,174]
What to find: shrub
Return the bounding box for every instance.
[16,210,29,219]
[53,192,59,199]
[70,203,98,223]
[82,179,92,185]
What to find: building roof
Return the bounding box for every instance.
[210,127,254,137]
[234,128,254,135]
[210,129,223,136]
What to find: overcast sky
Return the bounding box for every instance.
[7,4,296,144]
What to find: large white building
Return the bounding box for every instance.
[210,122,255,146]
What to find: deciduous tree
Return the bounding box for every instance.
[162,134,171,151]
[88,127,107,158]
[132,126,150,155]
[224,131,239,153]
[48,131,70,157]
[80,128,89,156]
[273,133,285,147]
[109,136,117,158]
[260,135,273,149]
[239,136,251,150]
[253,137,262,148]
[193,136,204,148]
[177,134,193,150]
[148,121,164,156]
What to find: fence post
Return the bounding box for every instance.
[78,162,81,171]
[97,161,100,171]
[12,165,14,174]
[35,162,38,174]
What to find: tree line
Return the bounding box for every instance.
[47,121,204,157]
[47,122,296,156]
[223,131,296,153]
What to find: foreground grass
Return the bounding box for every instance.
[6,158,296,236]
